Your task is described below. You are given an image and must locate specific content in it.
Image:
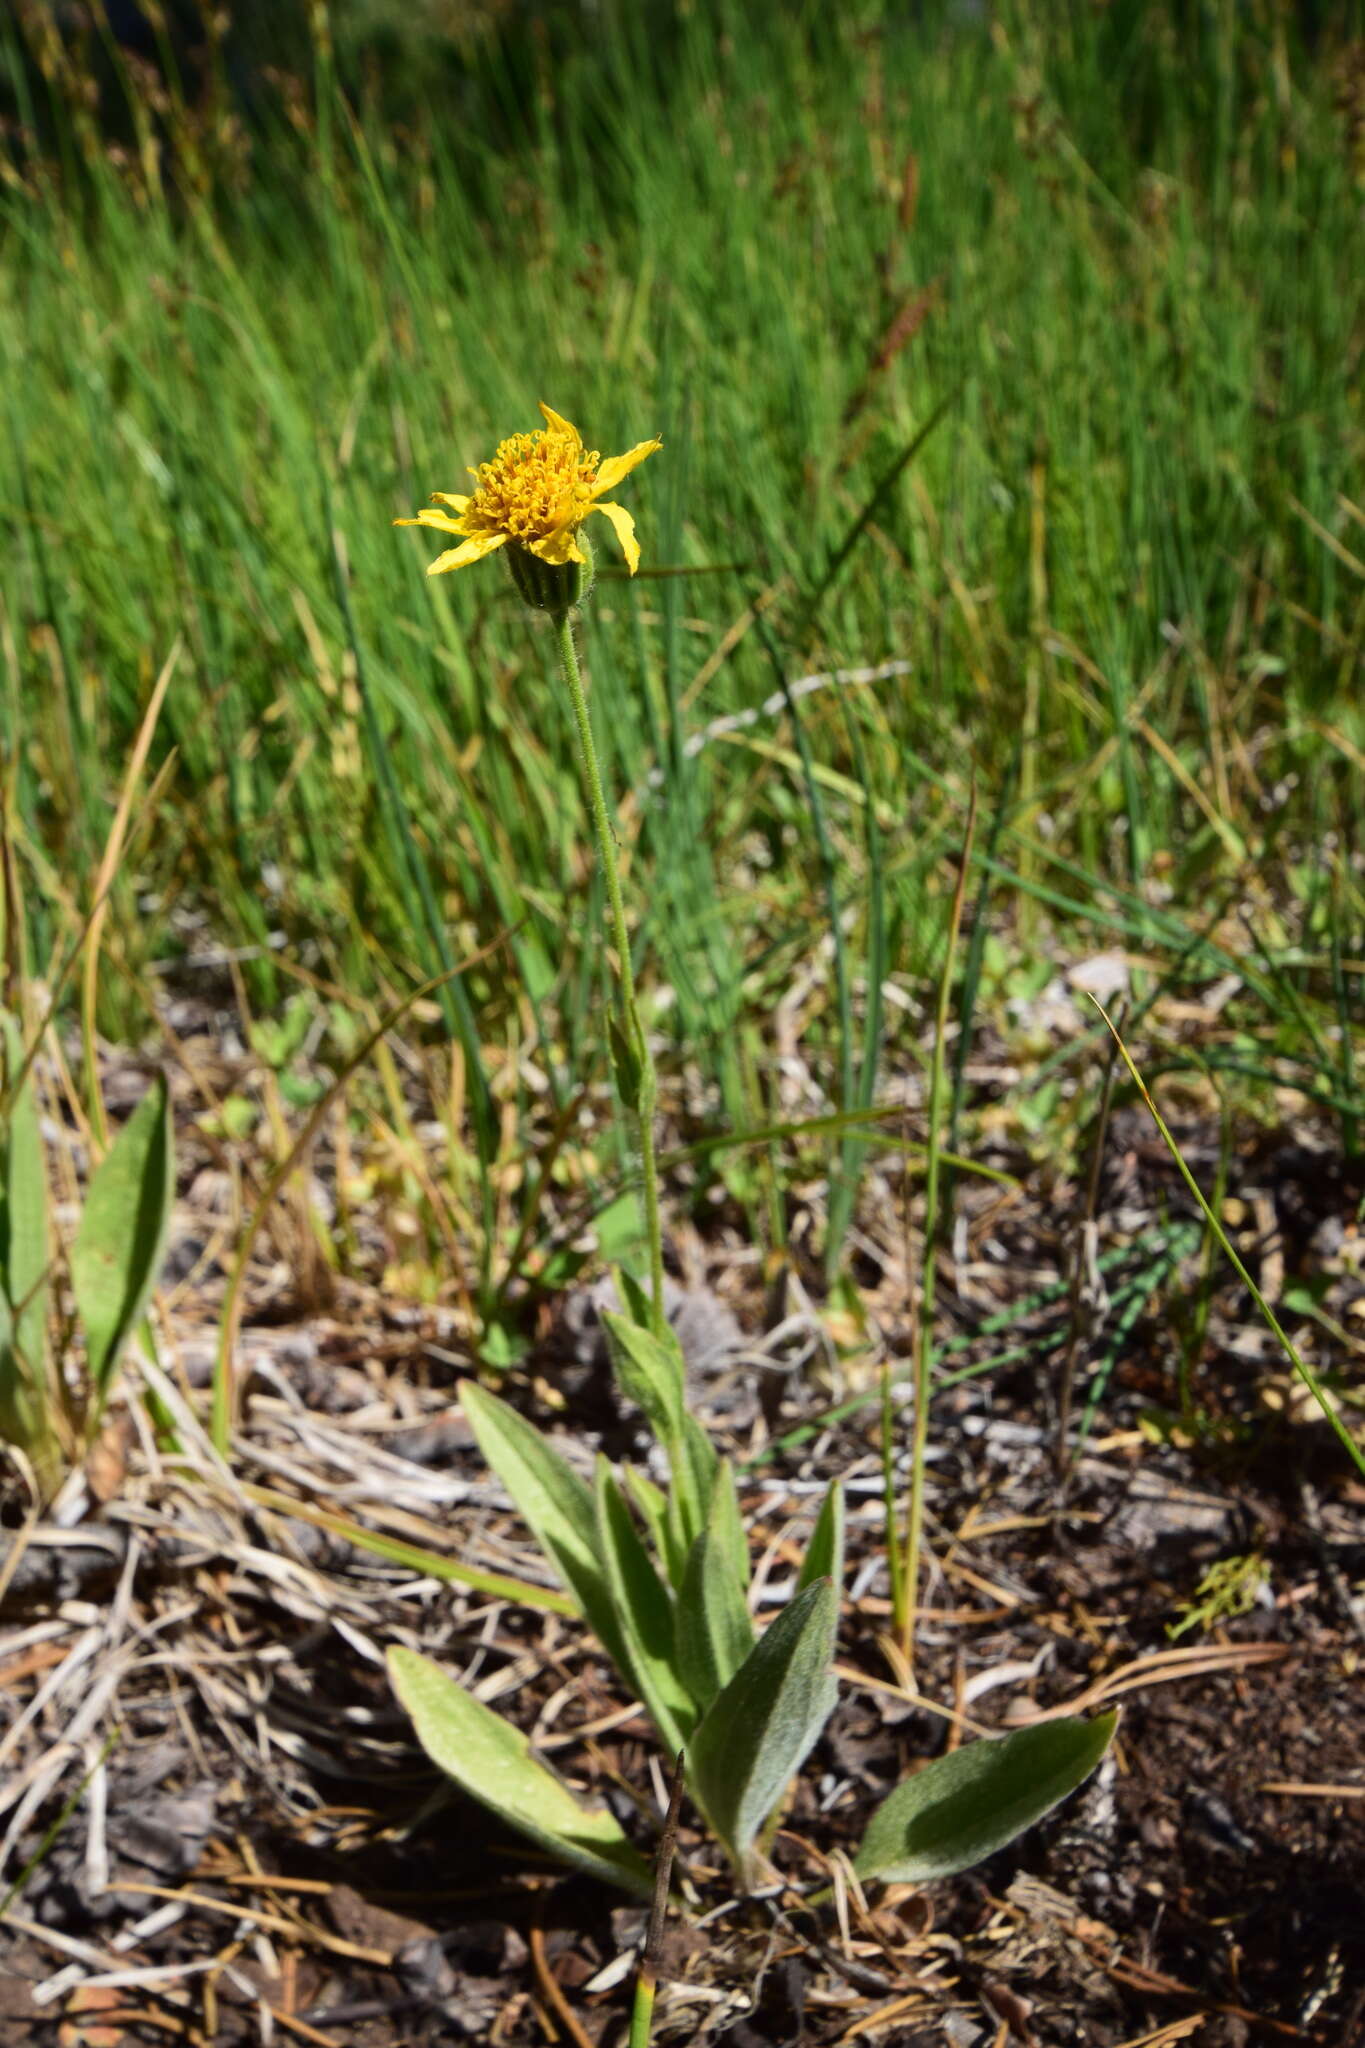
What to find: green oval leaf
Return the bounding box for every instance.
[601,1307,686,1447]
[0,1014,51,1459]
[795,1478,844,1596]
[690,1577,838,1874]
[595,1461,697,1753]
[388,1646,651,1896]
[461,1381,625,1666]
[70,1072,173,1409]
[676,1525,753,1712]
[854,1712,1118,1885]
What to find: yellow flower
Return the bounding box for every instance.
[396,402,661,579]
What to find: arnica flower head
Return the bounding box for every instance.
[396,403,660,610]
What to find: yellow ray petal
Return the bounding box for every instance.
[394,506,467,536]
[529,523,587,567]
[538,402,583,448]
[590,499,641,575]
[431,492,471,512]
[591,437,661,499]
[427,531,509,575]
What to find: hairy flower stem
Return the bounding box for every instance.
[552,608,667,1338]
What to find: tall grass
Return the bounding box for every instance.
[2,0,1363,1280]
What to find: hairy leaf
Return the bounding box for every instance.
[615,1266,655,1334]
[676,1526,753,1712]
[595,1462,697,1752]
[388,1646,651,1896]
[669,1409,720,1556]
[601,1307,685,1447]
[706,1457,750,1593]
[854,1713,1118,1884]
[624,1462,686,1590]
[71,1072,174,1411]
[461,1381,624,1665]
[796,1479,844,1596]
[690,1577,838,1873]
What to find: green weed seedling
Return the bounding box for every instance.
[1168,1553,1266,1643]
[0,1016,174,1499]
[388,1288,1113,1897]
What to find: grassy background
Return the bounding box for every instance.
[3,0,1364,1296]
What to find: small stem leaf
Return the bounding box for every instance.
[690,1577,838,1872]
[461,1381,625,1664]
[676,1526,754,1711]
[601,1308,686,1447]
[853,1713,1118,1885]
[624,1462,687,1590]
[796,1479,845,1596]
[595,1461,698,1752]
[0,1015,50,1458]
[388,1646,652,1897]
[609,1011,643,1110]
[70,1071,174,1411]
[616,1267,655,1334]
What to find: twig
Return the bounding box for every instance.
[529,1922,596,2048]
[630,1750,686,2048]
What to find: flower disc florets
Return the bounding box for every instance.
[395,403,660,600]
[466,428,601,551]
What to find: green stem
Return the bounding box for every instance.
[552,608,667,1337]
[629,1974,658,2048]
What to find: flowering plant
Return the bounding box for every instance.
[389,407,1112,1904]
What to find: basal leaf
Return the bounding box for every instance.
[388,1646,651,1896]
[671,1409,720,1552]
[676,1525,754,1712]
[461,1381,625,1665]
[706,1457,750,1593]
[71,1072,174,1412]
[690,1577,838,1874]
[795,1479,844,1596]
[853,1713,1118,1885]
[0,1015,50,1458]
[595,1461,697,1752]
